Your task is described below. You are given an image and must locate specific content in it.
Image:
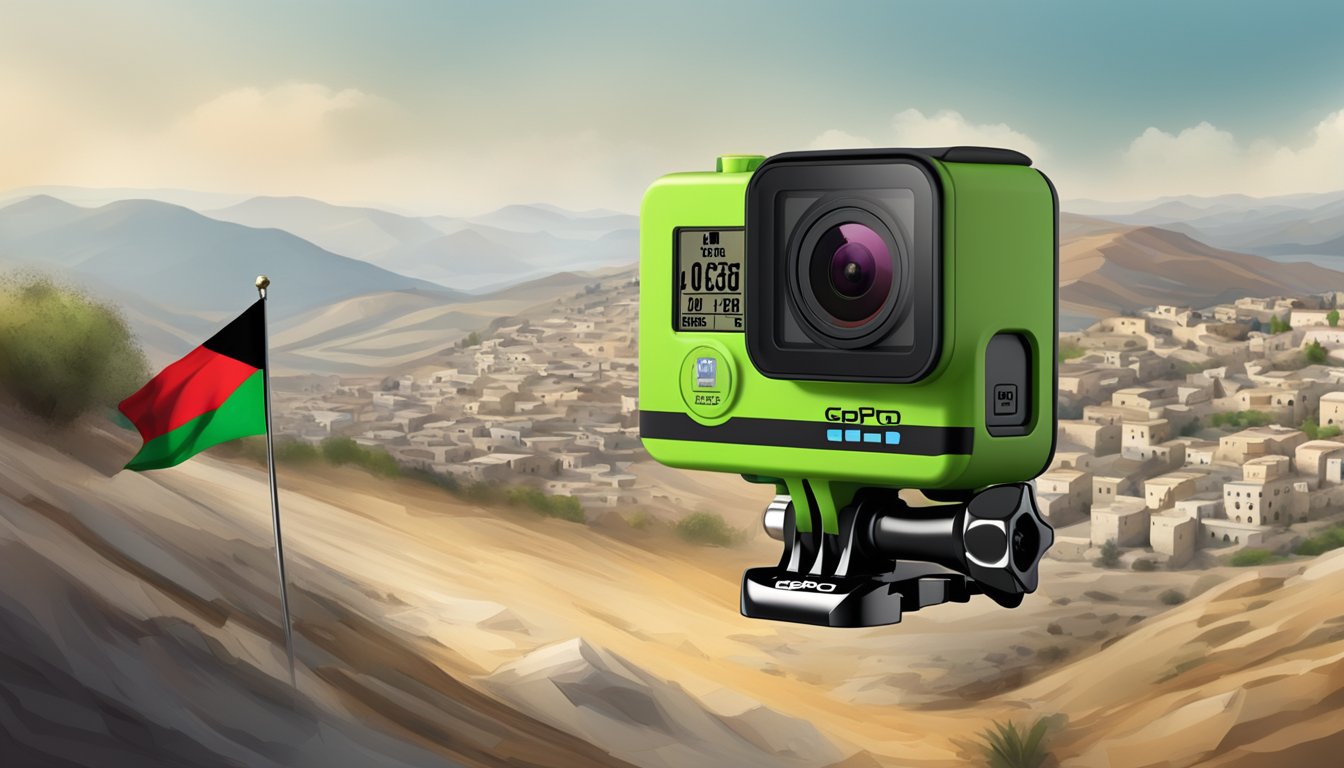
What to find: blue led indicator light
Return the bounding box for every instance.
[844,429,861,443]
[863,432,881,443]
[826,429,842,442]
[885,431,901,445]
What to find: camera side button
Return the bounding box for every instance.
[679,344,737,422]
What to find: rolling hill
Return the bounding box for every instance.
[1059,223,1344,322]
[269,267,635,374]
[0,195,458,316]
[205,195,449,258]
[207,197,638,291]
[463,203,636,234]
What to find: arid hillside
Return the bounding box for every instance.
[1060,225,1344,320]
[3,410,1344,767]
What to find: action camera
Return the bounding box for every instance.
[638,148,1058,626]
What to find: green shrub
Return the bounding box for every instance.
[1159,589,1186,605]
[320,437,400,477]
[1058,341,1086,360]
[1294,525,1344,556]
[1131,558,1157,572]
[1328,308,1340,327]
[275,440,320,464]
[1305,340,1328,364]
[541,494,585,522]
[675,511,737,547]
[1209,410,1272,429]
[506,485,584,522]
[977,718,1052,768]
[0,276,148,424]
[1096,539,1121,569]
[1301,420,1342,440]
[1231,547,1278,566]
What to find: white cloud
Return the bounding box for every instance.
[1096,110,1344,199]
[169,84,386,159]
[810,109,1045,160]
[0,78,661,214]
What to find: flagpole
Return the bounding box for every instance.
[257,275,296,689]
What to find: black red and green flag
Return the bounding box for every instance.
[119,300,267,471]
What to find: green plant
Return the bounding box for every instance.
[275,440,321,464]
[626,508,653,530]
[320,437,401,477]
[1159,589,1186,605]
[1231,547,1279,566]
[674,511,737,547]
[506,485,585,522]
[977,718,1052,768]
[1294,524,1344,556]
[1131,558,1157,572]
[1209,410,1273,429]
[1328,308,1339,327]
[1269,313,1292,334]
[1058,341,1086,360]
[0,276,149,425]
[1305,339,1328,364]
[1096,539,1121,568]
[1301,420,1343,439]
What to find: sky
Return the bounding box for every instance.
[2,0,1343,214]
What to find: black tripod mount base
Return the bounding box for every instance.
[740,562,980,627]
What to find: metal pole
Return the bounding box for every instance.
[256,275,296,689]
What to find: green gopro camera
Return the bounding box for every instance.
[638,148,1058,626]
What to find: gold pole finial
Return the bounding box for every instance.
[256,275,271,290]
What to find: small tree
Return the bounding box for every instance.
[1305,339,1328,364]
[1328,308,1340,328]
[1096,539,1122,568]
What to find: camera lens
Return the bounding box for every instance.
[809,222,894,327]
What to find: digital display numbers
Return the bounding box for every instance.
[674,228,744,332]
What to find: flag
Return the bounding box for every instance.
[119,300,267,471]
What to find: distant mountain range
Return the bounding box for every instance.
[1065,189,1344,260]
[206,196,638,290]
[4,184,1344,370]
[0,195,457,314]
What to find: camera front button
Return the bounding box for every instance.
[679,344,737,422]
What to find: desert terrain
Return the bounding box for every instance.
[3,408,1344,767]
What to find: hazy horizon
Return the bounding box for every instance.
[3,2,1344,213]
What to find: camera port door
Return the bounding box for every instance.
[986,332,1031,436]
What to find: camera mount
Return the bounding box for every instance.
[743,483,1053,627]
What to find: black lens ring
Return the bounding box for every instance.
[786,200,909,348]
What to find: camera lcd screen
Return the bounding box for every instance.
[674,228,745,332]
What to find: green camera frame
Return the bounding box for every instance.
[638,148,1058,538]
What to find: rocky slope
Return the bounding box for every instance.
[3,409,1344,766]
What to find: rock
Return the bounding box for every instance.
[486,638,843,768]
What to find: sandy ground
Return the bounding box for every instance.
[3,412,1344,766]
